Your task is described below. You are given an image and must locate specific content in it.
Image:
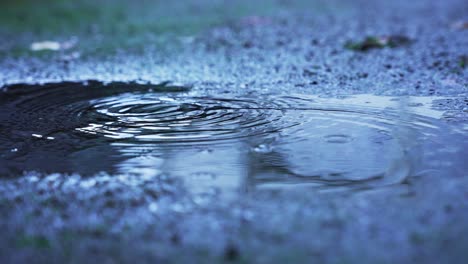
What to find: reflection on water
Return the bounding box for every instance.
[0,81,466,197]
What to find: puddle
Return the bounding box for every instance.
[0,81,466,196]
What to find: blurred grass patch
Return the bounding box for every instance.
[0,0,313,57]
[459,55,467,68]
[16,234,51,249]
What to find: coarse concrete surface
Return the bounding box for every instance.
[0,0,467,263]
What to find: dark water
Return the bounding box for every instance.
[0,81,466,194]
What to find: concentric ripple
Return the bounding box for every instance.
[76,94,293,142]
[0,81,466,193]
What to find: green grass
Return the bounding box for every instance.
[0,0,313,58]
[1,0,244,35]
[0,0,335,58]
[16,234,51,249]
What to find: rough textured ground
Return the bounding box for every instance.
[0,0,467,263]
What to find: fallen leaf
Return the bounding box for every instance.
[345,35,412,52]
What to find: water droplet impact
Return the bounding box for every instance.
[76,94,290,142]
[0,81,466,194]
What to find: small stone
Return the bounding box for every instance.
[224,244,240,261]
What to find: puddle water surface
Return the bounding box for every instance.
[0,81,466,195]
